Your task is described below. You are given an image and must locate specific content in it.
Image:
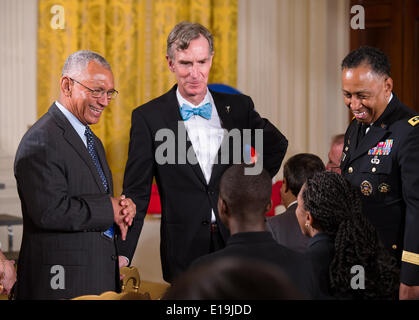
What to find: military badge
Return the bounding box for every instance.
[378,183,390,193]
[408,116,419,126]
[360,180,373,196]
[368,139,393,156]
[371,156,380,165]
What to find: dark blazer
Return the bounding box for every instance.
[266,203,309,253]
[118,85,288,282]
[340,94,419,285]
[14,103,120,299]
[192,231,316,299]
[305,233,334,299]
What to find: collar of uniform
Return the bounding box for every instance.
[369,92,395,129]
[307,232,330,248]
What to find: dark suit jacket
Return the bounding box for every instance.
[14,103,120,299]
[340,94,419,285]
[191,231,316,299]
[118,85,288,282]
[305,233,334,299]
[266,203,309,253]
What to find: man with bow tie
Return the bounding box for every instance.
[118,21,288,283]
[340,46,419,299]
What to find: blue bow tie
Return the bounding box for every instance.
[180,102,212,121]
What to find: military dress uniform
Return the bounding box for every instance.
[340,94,419,285]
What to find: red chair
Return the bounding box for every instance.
[147,181,282,216]
[146,184,161,214]
[266,180,282,216]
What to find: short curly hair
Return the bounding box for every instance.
[341,46,391,77]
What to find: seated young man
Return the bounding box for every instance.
[191,163,319,299]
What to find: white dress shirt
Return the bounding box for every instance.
[176,88,225,222]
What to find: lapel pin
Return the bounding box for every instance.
[225,106,231,113]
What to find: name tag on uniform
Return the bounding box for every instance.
[368,139,393,156]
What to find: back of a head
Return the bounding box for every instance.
[341,46,391,77]
[162,257,303,300]
[302,171,399,299]
[167,21,214,60]
[301,171,361,236]
[331,134,344,148]
[219,164,272,217]
[284,153,326,197]
[61,50,111,78]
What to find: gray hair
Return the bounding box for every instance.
[167,21,214,60]
[61,50,111,77]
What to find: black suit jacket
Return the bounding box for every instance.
[305,233,334,299]
[340,94,419,285]
[191,232,316,299]
[118,85,288,282]
[266,203,309,253]
[14,103,120,299]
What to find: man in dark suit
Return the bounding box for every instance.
[14,50,136,299]
[266,154,325,253]
[339,46,419,299]
[191,164,316,298]
[118,22,288,283]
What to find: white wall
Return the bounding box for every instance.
[0,0,38,255]
[238,0,350,179]
[0,0,38,156]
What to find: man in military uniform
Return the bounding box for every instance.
[339,46,419,299]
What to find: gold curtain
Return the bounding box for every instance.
[37,0,238,195]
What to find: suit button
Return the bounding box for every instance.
[111,255,117,260]
[202,221,209,225]
[372,167,376,173]
[392,244,397,250]
[348,167,353,174]
[345,146,349,151]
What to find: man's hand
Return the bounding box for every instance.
[119,195,136,226]
[118,256,129,280]
[0,259,16,295]
[399,283,419,300]
[111,195,136,241]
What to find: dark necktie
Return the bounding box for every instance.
[357,124,368,146]
[85,126,114,238]
[85,126,109,193]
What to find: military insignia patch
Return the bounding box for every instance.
[368,139,393,156]
[408,116,419,126]
[371,156,380,164]
[378,183,390,193]
[360,180,373,196]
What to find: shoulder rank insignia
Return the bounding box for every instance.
[408,116,419,127]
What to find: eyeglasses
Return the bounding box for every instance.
[70,78,118,100]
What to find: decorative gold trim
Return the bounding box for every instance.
[408,116,419,127]
[402,250,419,266]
